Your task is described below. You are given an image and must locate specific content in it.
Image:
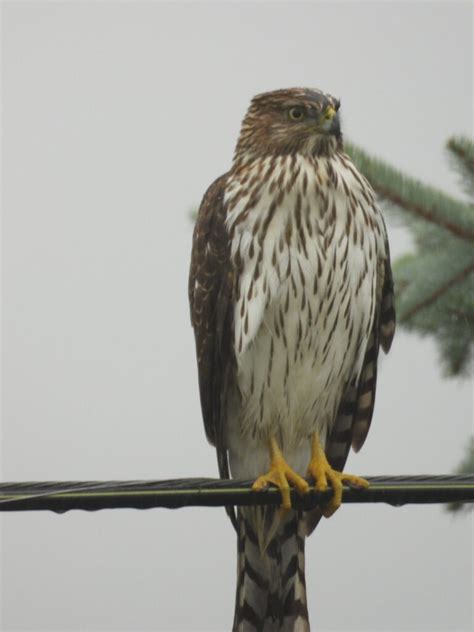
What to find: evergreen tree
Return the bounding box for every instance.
[346,137,474,498]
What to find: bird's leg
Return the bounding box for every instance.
[252,436,310,510]
[307,432,369,518]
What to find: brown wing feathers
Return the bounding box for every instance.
[189,173,233,447]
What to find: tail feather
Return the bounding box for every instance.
[233,507,310,631]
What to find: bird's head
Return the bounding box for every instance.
[234,88,342,161]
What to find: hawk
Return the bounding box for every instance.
[189,88,395,631]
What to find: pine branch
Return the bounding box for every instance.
[345,142,474,242]
[446,136,474,198]
[392,247,474,375]
[447,137,474,175]
[399,260,474,322]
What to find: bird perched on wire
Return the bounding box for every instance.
[189,88,395,631]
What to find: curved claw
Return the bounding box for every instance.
[252,438,309,510]
[307,433,369,518]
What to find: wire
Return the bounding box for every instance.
[0,475,473,513]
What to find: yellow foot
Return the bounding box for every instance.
[252,437,309,510]
[307,433,369,518]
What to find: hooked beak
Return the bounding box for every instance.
[324,106,337,121]
[322,105,340,137]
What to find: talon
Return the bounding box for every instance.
[252,437,309,510]
[307,432,369,518]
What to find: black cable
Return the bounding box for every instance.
[0,475,473,513]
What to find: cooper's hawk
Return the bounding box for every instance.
[189,88,395,631]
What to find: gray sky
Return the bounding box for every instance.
[1,1,472,631]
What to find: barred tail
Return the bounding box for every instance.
[233,507,309,631]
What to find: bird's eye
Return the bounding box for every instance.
[288,107,305,121]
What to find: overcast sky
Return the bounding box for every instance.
[1,2,472,631]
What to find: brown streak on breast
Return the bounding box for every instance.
[249,240,255,259]
[325,290,337,322]
[247,279,254,301]
[274,314,281,339]
[252,260,261,281]
[306,299,313,331]
[284,254,292,280]
[323,310,340,355]
[361,188,371,206]
[356,268,367,293]
[302,170,308,195]
[260,200,278,240]
[340,260,349,289]
[234,244,243,271]
[300,291,306,312]
[313,273,318,295]
[343,293,351,328]
[299,229,308,259]
[368,240,373,261]
[271,246,277,268]
[360,203,369,226]
[267,337,274,387]
[276,164,286,191]
[284,285,290,313]
[252,216,261,236]
[345,210,352,235]
[276,187,285,207]
[337,230,345,247]
[304,204,313,237]
[341,175,350,197]
[286,162,301,194]
[316,248,323,278]
[297,258,306,287]
[328,200,336,223]
[279,232,285,253]
[265,286,272,308]
[279,305,285,332]
[352,221,358,246]
[290,271,298,297]
[285,217,293,245]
